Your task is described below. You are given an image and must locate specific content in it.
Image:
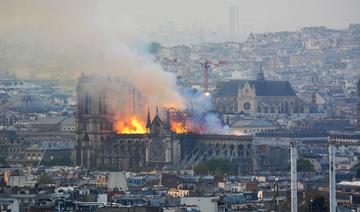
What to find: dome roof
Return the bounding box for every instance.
[1,94,57,113]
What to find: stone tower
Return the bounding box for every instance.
[75,74,146,168]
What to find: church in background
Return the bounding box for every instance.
[213,69,309,116]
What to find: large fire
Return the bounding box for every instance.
[167,107,191,134]
[171,121,189,134]
[114,115,146,134]
[113,108,200,134]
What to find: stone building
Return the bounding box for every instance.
[213,72,308,116]
[25,142,74,165]
[0,93,57,114]
[75,73,180,170]
[0,131,21,159]
[75,73,133,167]
[92,111,182,171]
[226,117,275,135]
[75,74,255,173]
[77,97,254,173]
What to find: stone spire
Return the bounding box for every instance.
[146,107,151,130]
[165,109,171,131]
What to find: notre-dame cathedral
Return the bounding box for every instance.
[75,73,181,170]
[75,73,255,173]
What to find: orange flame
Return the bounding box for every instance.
[114,115,146,134]
[171,121,189,134]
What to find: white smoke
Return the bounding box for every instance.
[181,88,229,134]
[0,0,231,134]
[0,0,185,108]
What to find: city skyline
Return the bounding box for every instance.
[1,1,360,211]
[1,0,360,36]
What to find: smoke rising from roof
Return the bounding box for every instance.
[0,0,185,108]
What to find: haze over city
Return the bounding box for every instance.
[0,1,360,212]
[1,0,360,44]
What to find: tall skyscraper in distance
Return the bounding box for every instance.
[228,6,239,36]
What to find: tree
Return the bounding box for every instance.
[287,159,315,172]
[299,191,329,212]
[297,159,315,172]
[194,159,236,176]
[309,195,328,212]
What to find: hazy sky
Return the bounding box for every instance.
[0,0,359,78]
[119,0,360,31]
[1,0,360,34]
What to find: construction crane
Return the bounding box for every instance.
[200,60,226,96]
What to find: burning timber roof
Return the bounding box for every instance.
[31,116,74,125]
[105,133,253,140]
[0,94,57,113]
[214,80,297,97]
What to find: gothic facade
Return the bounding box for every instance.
[213,78,308,116]
[75,74,181,170]
[75,74,255,172]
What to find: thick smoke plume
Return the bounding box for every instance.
[0,0,185,108]
[181,89,230,134]
[0,0,230,134]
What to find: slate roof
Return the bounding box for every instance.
[0,94,57,113]
[230,118,274,128]
[214,80,297,97]
[31,116,74,126]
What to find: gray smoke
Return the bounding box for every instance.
[182,88,229,134]
[0,0,185,108]
[0,0,232,135]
